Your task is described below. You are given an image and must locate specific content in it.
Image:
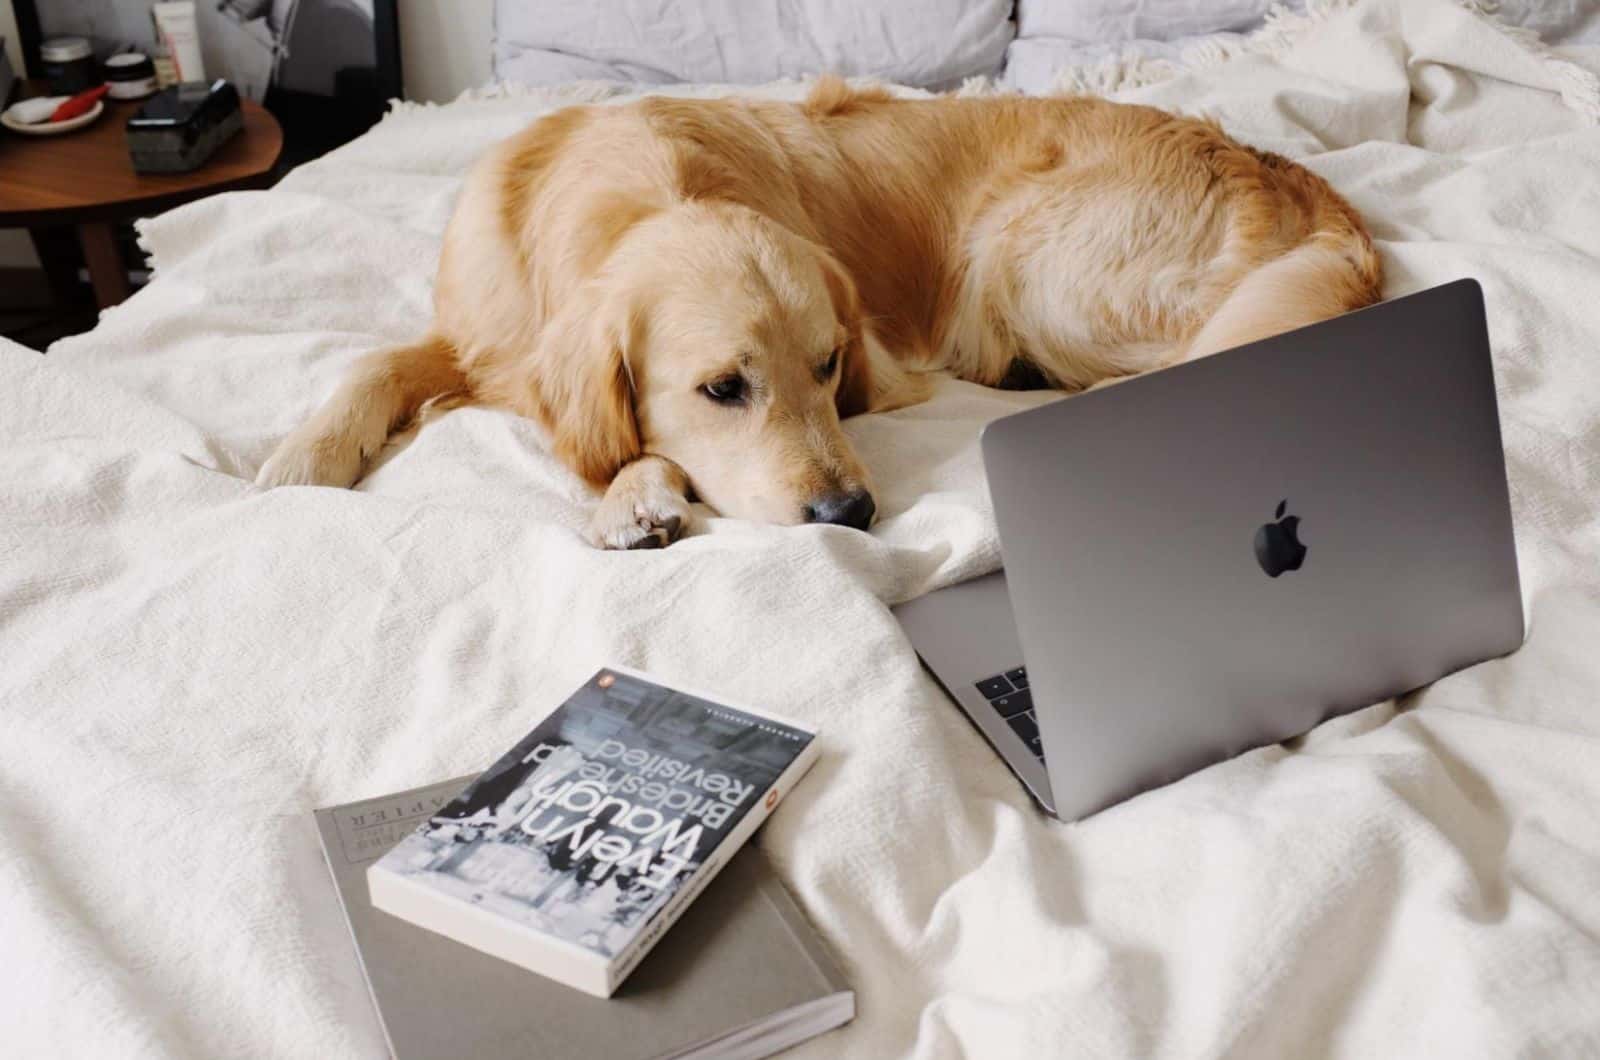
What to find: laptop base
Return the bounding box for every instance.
[895,571,1056,815]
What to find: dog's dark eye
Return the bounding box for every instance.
[701,375,747,404]
[821,350,840,379]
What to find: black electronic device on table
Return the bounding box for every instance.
[126,80,243,174]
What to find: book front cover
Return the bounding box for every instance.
[372,669,814,962]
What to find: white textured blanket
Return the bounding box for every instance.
[5,1,1600,1055]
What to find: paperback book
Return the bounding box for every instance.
[367,666,821,998]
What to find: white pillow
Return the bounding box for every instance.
[1003,0,1600,96]
[493,0,1016,89]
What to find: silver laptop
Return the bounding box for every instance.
[894,279,1524,820]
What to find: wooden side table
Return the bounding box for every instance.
[0,89,284,308]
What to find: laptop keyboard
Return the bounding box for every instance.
[975,667,1045,761]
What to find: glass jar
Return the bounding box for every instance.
[40,37,100,95]
[104,52,159,100]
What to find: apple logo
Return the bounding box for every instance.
[1254,499,1307,578]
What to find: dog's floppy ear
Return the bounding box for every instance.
[533,289,642,486]
[814,248,875,418]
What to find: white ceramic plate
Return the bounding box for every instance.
[1,100,106,136]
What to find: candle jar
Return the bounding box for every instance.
[40,37,100,95]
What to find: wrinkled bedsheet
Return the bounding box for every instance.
[4,1,1600,1055]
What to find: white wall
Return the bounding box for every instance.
[1,0,21,75]
[0,0,493,269]
[399,0,494,104]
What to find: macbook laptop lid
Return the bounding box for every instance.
[982,279,1523,821]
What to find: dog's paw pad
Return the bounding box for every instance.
[613,511,685,550]
[626,514,683,549]
[592,500,690,550]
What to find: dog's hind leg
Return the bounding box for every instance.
[256,335,467,489]
[1176,234,1381,364]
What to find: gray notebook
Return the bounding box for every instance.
[313,777,854,1060]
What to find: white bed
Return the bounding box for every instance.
[5,0,1600,1055]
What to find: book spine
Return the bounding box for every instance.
[604,735,822,992]
[312,813,406,1059]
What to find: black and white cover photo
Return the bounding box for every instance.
[375,670,815,961]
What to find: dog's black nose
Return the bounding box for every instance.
[804,488,875,531]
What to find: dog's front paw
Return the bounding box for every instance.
[255,426,365,490]
[588,487,692,550]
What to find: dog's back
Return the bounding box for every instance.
[257,82,1381,550]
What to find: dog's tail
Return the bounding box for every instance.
[255,334,468,489]
[1181,158,1383,362]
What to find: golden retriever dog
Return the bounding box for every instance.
[257,78,1380,548]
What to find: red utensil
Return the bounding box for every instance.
[50,84,109,123]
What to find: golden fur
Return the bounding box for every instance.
[258,79,1381,548]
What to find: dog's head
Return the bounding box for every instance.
[536,202,878,529]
